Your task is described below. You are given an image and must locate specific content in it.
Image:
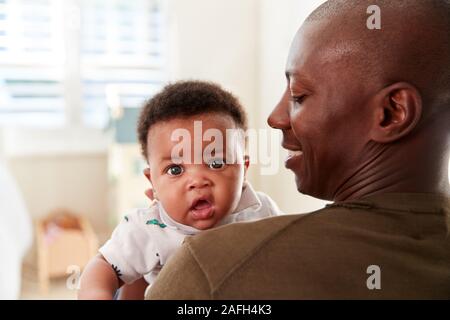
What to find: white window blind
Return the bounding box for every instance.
[0,0,65,126]
[0,0,167,128]
[80,0,167,128]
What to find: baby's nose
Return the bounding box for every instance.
[187,174,212,190]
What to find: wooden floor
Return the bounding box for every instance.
[20,263,77,300]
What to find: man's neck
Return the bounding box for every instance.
[332,139,450,202]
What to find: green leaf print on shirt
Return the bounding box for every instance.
[146,219,167,228]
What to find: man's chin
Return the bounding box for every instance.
[295,175,321,198]
[296,178,333,201]
[295,175,310,196]
[295,175,307,194]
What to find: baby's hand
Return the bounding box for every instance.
[78,288,115,300]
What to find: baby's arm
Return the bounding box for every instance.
[78,254,124,300]
[81,208,160,299]
[117,277,148,300]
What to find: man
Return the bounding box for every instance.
[146,0,450,299]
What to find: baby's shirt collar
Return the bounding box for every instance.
[216,181,262,226]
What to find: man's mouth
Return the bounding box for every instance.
[287,150,303,157]
[282,141,303,153]
[189,198,214,220]
[283,144,304,168]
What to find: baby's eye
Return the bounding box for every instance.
[166,165,184,176]
[208,159,226,170]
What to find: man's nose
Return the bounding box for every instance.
[267,89,291,130]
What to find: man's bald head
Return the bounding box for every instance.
[304,0,450,119]
[269,0,450,199]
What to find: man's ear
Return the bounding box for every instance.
[370,82,422,143]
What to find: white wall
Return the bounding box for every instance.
[256,0,328,214]
[7,154,109,234]
[167,0,259,127]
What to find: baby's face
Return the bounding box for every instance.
[146,113,247,230]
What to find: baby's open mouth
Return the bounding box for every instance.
[190,199,214,220]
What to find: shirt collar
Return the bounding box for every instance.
[216,181,261,226]
[328,192,450,214]
[157,181,262,235]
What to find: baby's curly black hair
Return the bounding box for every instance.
[137,80,248,159]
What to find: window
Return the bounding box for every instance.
[0,0,167,128]
[0,0,65,127]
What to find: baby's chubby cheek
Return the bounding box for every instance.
[216,183,243,214]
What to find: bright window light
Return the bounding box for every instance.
[0,0,167,128]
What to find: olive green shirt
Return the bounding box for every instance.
[146,193,450,299]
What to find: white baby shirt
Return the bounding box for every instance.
[99,182,281,285]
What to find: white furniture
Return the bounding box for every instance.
[0,160,32,299]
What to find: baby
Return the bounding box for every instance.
[78,80,280,299]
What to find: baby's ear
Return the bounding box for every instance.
[244,155,250,175]
[143,168,157,201]
[143,167,152,183]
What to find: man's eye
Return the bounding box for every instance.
[166,165,183,176]
[292,95,306,104]
[208,159,225,170]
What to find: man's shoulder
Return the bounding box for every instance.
[189,203,351,250]
[150,194,450,299]
[184,205,345,289]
